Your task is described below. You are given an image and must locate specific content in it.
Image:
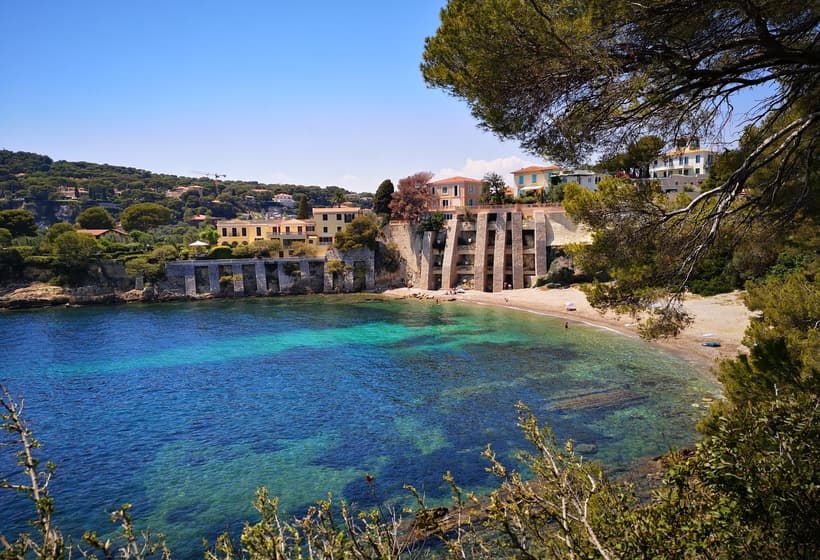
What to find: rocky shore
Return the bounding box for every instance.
[0,282,209,309]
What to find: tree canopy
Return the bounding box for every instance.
[76,206,115,229]
[388,172,433,223]
[334,214,380,251]
[424,0,818,330]
[481,172,507,204]
[373,179,395,216]
[120,203,172,232]
[0,209,37,238]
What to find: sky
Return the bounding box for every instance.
[0,0,544,193]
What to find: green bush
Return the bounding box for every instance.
[207,246,233,259]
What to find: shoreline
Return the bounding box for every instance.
[382,286,753,376]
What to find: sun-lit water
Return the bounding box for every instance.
[0,295,719,558]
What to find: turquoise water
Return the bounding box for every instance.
[0,296,719,558]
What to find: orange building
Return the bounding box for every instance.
[426,176,483,219]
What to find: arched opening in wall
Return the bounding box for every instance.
[194,266,209,294]
[242,264,257,294]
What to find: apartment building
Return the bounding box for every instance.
[649,137,717,192]
[217,218,319,255]
[311,207,365,246]
[511,165,561,197]
[427,176,483,219]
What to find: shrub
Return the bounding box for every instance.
[208,246,233,259]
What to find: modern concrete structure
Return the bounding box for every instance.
[165,253,375,297]
[410,206,590,291]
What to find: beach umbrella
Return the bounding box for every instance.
[189,240,209,247]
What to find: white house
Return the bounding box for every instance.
[649,137,718,192]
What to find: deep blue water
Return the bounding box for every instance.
[0,295,719,558]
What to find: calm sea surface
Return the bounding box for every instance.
[0,295,719,558]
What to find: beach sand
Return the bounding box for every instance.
[383,286,753,375]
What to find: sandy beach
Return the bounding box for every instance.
[383,286,753,375]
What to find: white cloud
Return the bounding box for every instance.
[435,156,549,183]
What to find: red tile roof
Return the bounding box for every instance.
[428,176,482,185]
[511,165,561,174]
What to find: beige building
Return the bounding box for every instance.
[311,207,365,246]
[511,165,561,198]
[217,218,318,256]
[427,176,483,219]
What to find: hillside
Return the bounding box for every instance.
[0,149,372,225]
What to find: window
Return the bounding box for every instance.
[468,199,474,206]
[231,227,237,236]
[306,225,314,232]
[256,227,261,236]
[453,185,459,196]
[241,228,246,236]
[442,199,449,207]
[684,156,689,165]
[518,176,524,185]
[323,226,328,233]
[431,186,436,195]
[285,226,291,233]
[297,226,303,233]
[222,228,227,236]
[344,213,353,223]
[322,214,328,221]
[442,186,448,195]
[695,168,701,175]
[467,185,474,194]
[531,174,537,183]
[336,213,342,220]
[695,154,701,163]
[319,236,332,245]
[337,226,342,231]
[444,213,453,220]
[679,156,684,165]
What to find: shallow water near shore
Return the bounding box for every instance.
[0,295,720,558]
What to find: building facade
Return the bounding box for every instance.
[311,207,365,246]
[649,137,717,192]
[401,206,590,292]
[427,176,483,219]
[511,165,561,197]
[556,169,608,190]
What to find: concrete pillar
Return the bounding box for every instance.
[493,212,507,292]
[511,212,524,289]
[208,264,220,295]
[474,213,488,292]
[534,210,549,277]
[184,266,196,296]
[278,262,293,292]
[232,263,244,294]
[255,261,267,294]
[419,231,434,290]
[441,219,460,289]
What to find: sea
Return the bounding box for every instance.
[0,295,720,558]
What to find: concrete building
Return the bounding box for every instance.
[427,176,483,219]
[511,165,561,198]
[401,206,590,292]
[649,137,717,192]
[556,169,608,190]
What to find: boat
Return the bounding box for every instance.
[702,341,721,347]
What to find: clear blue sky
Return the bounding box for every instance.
[0,0,542,192]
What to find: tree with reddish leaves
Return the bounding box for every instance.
[388,171,433,223]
